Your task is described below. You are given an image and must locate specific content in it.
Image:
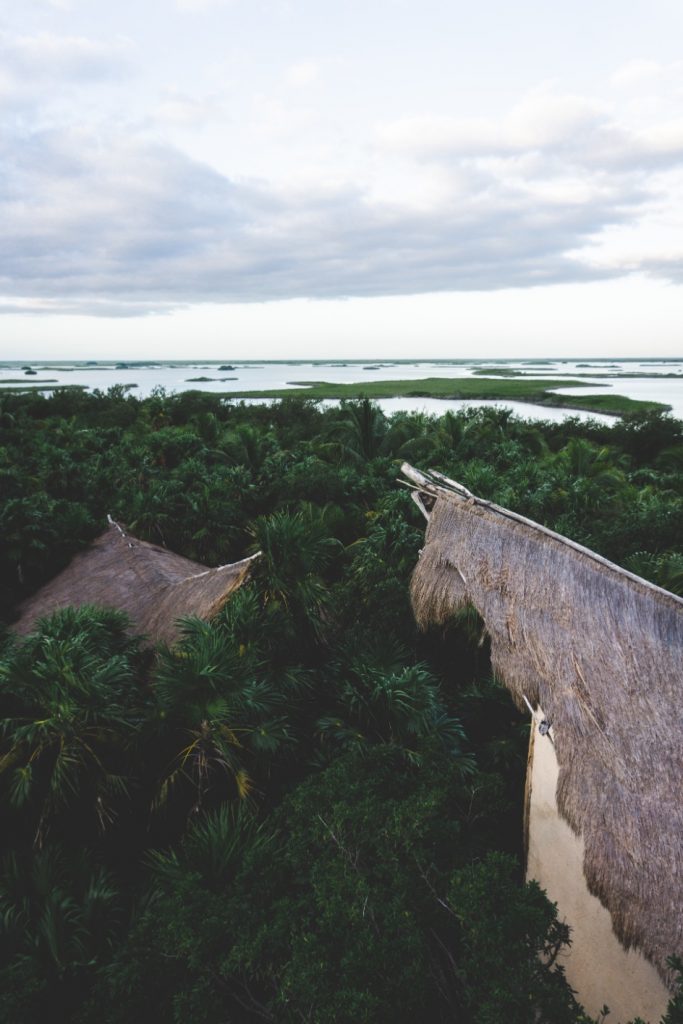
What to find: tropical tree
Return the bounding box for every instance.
[150,612,296,815]
[148,801,274,893]
[330,397,388,461]
[552,437,628,513]
[318,644,473,771]
[0,607,144,845]
[622,550,683,595]
[0,845,122,1024]
[248,504,341,645]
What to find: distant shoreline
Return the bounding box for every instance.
[1,356,681,366]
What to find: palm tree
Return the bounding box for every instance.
[317,643,474,772]
[127,480,178,546]
[148,802,274,893]
[0,844,121,1016]
[0,607,143,845]
[330,398,388,462]
[222,423,275,472]
[381,410,434,462]
[151,613,294,816]
[623,550,683,596]
[550,437,628,515]
[0,395,15,430]
[247,505,341,643]
[0,495,63,587]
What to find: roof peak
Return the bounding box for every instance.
[400,462,683,607]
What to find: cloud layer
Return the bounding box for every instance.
[2,27,683,316]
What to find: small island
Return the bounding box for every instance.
[185,376,238,382]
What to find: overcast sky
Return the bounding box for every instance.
[2,0,683,358]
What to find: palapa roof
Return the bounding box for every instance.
[401,463,683,988]
[13,517,258,644]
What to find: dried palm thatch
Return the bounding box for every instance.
[401,463,683,988]
[13,517,258,644]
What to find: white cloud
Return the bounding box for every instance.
[1,0,683,357]
[285,61,320,88]
[175,0,234,11]
[250,93,316,141]
[377,93,613,161]
[611,59,664,89]
[0,115,644,315]
[378,84,683,179]
[377,115,500,156]
[504,91,604,149]
[638,119,683,153]
[2,28,683,317]
[26,0,76,10]
[0,31,131,81]
[154,88,230,127]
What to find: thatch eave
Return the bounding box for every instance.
[13,518,260,645]
[401,463,683,988]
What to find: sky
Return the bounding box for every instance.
[2,0,683,359]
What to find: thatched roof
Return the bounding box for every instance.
[13,517,258,644]
[401,463,683,988]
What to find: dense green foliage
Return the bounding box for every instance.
[0,387,682,1022]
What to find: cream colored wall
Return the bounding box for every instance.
[526,717,670,1023]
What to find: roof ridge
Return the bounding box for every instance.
[400,462,683,607]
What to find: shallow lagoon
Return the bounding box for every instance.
[1,359,682,421]
[241,395,617,425]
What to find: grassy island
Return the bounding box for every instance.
[221,376,669,417]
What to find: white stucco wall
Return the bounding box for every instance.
[525,717,670,1023]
